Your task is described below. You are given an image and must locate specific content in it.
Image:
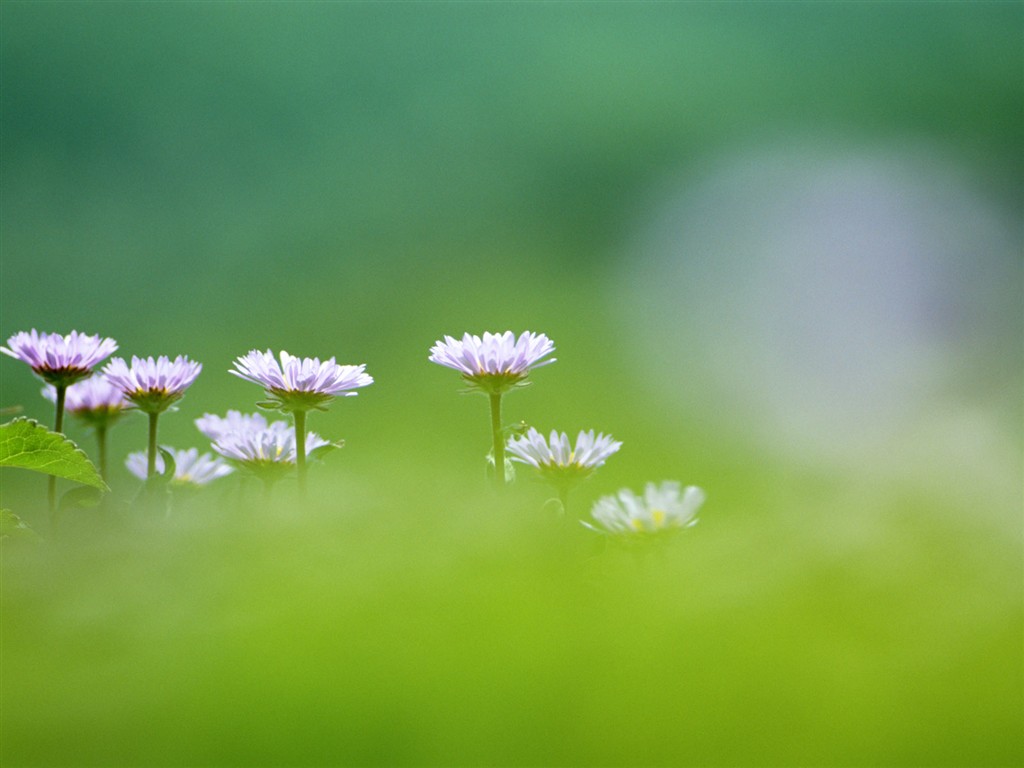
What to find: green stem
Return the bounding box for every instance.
[489,392,505,489]
[96,425,108,481]
[293,409,307,497]
[54,385,66,434]
[147,412,159,479]
[48,384,67,525]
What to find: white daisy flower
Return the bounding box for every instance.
[230,349,372,413]
[211,420,330,467]
[507,427,621,495]
[586,481,705,534]
[195,410,269,442]
[428,331,555,394]
[125,447,233,486]
[42,375,127,428]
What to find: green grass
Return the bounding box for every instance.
[3,421,1020,766]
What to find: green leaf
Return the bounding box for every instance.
[503,420,531,439]
[0,508,40,542]
[60,485,105,513]
[307,441,343,463]
[144,447,177,489]
[0,418,108,491]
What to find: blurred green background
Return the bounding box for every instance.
[2,2,1021,766]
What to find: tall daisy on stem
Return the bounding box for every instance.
[230,350,372,496]
[429,331,555,489]
[507,427,622,511]
[103,355,202,479]
[2,330,118,515]
[43,375,127,480]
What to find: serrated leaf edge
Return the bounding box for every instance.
[0,417,109,491]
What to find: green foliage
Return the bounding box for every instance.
[1,474,1021,767]
[0,418,108,491]
[0,508,39,542]
[59,486,105,514]
[145,446,178,490]
[307,441,342,463]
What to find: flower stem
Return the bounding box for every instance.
[147,412,159,478]
[293,409,307,497]
[48,384,67,523]
[54,384,67,434]
[489,392,505,489]
[95,425,108,481]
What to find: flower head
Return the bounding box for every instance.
[585,481,705,535]
[211,420,330,467]
[2,329,117,387]
[428,331,555,394]
[195,410,269,442]
[103,355,202,414]
[42,375,127,428]
[125,447,233,486]
[508,427,621,489]
[230,349,373,412]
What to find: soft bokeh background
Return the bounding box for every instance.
[2,3,1021,766]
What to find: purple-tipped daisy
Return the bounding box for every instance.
[43,375,127,479]
[212,420,331,490]
[230,350,373,413]
[212,421,330,465]
[428,331,555,489]
[103,355,202,414]
[125,447,233,486]
[2,329,117,388]
[428,331,555,395]
[584,481,705,535]
[507,427,622,508]
[43,376,126,427]
[103,355,202,479]
[230,349,369,496]
[3,329,117,516]
[195,410,269,442]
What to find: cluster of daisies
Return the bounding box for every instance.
[2,328,704,535]
[428,331,705,535]
[1,331,371,503]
